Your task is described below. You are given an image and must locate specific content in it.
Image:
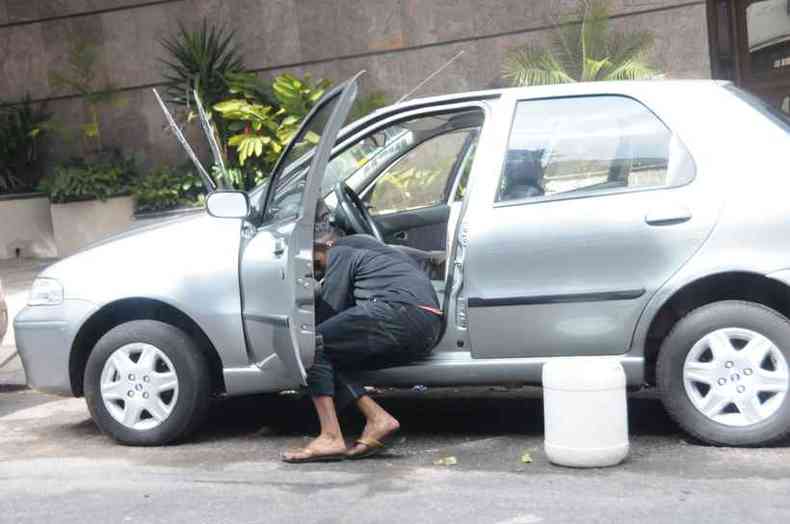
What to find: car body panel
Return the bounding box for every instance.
[14,213,247,395]
[14,299,97,394]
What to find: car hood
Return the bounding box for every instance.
[83,209,206,252]
[41,210,243,303]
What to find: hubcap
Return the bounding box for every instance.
[99,343,179,431]
[683,328,789,427]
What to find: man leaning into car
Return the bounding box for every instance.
[282,220,442,463]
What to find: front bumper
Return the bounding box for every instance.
[14,299,97,396]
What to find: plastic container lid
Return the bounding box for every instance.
[542,357,626,392]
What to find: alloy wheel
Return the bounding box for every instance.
[99,343,180,431]
[683,328,789,427]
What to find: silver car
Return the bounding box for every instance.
[14,78,790,447]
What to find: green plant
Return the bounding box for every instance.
[0,96,51,194]
[133,163,205,213]
[39,154,136,204]
[49,38,123,153]
[213,73,331,189]
[160,19,245,112]
[503,0,659,86]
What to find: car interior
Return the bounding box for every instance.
[323,108,485,311]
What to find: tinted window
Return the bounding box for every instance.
[499,96,680,202]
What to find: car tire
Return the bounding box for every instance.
[84,320,211,446]
[657,300,790,446]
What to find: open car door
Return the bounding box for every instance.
[240,75,359,386]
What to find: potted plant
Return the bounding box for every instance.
[39,153,137,257]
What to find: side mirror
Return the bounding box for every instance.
[206,190,250,219]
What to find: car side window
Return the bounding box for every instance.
[498,96,693,203]
[363,130,474,216]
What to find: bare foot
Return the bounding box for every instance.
[282,433,347,463]
[346,415,400,458]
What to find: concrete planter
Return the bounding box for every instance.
[0,193,57,260]
[51,195,135,257]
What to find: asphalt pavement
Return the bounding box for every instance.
[1,386,789,524]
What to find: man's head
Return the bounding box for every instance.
[314,200,343,274]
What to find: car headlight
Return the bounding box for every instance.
[28,278,64,306]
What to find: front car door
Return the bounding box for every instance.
[239,77,359,387]
[464,91,720,359]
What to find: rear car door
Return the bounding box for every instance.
[239,77,358,385]
[464,94,720,359]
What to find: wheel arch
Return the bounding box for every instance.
[642,271,790,385]
[69,297,226,397]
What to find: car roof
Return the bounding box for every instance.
[378,79,732,111]
[344,79,732,137]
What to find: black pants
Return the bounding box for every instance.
[308,300,441,409]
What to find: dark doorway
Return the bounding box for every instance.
[708,0,790,114]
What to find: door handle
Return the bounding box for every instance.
[645,207,692,226]
[394,231,408,240]
[274,237,286,256]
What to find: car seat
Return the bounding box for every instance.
[501,149,545,200]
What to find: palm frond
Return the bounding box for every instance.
[503,46,575,86]
[502,0,660,85]
[604,58,660,80]
[159,19,245,108]
[605,30,658,80]
[580,0,611,61]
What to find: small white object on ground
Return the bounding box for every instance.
[542,357,629,468]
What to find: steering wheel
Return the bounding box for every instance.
[333,182,383,242]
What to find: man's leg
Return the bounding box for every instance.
[345,395,401,457]
[281,396,347,462]
[282,305,376,462]
[346,303,441,457]
[281,349,347,462]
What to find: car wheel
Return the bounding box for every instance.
[657,300,790,446]
[84,320,211,446]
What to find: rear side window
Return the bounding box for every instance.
[498,96,693,202]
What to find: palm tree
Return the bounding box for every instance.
[503,0,660,86]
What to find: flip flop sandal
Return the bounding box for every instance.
[281,449,347,464]
[346,431,399,460]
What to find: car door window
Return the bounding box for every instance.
[263,93,342,223]
[363,130,474,216]
[498,96,694,202]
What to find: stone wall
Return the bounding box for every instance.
[0,0,711,168]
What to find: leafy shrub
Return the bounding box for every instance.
[213,73,331,189]
[0,96,51,194]
[39,154,136,204]
[133,163,205,213]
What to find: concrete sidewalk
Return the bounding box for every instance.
[1,258,57,388]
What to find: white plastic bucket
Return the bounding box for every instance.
[542,358,629,468]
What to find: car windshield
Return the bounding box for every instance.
[257,124,415,205]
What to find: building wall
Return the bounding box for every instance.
[0,0,712,168]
